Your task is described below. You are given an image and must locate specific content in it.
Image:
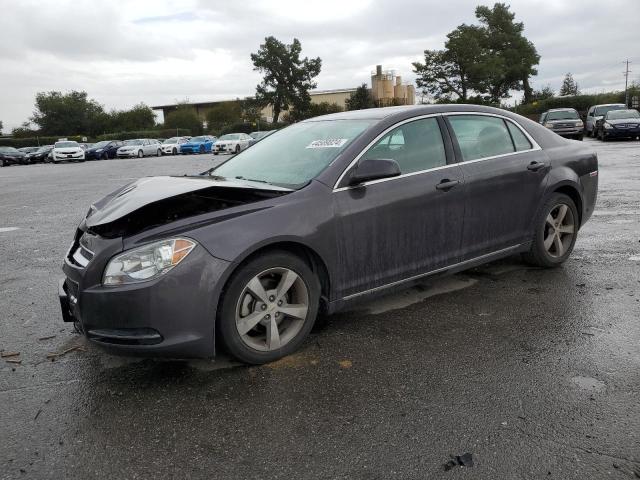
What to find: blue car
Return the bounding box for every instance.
[179,135,217,154]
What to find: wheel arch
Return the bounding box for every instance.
[221,240,332,314]
[551,182,583,226]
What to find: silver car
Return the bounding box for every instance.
[585,103,626,137]
[116,139,162,158]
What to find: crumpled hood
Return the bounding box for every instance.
[85,175,291,229]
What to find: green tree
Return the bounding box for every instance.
[108,103,156,132]
[31,90,107,136]
[474,3,540,104]
[164,104,202,135]
[559,73,580,96]
[530,85,555,102]
[414,3,539,104]
[413,25,485,102]
[291,101,343,121]
[251,36,322,123]
[239,97,264,124]
[345,84,376,110]
[205,101,242,131]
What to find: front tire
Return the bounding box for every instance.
[137,150,143,158]
[217,252,320,364]
[234,144,241,154]
[523,193,579,268]
[172,148,177,155]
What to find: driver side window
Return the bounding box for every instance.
[363,117,446,174]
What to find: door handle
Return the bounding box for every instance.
[435,179,460,191]
[527,161,546,172]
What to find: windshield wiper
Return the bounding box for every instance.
[235,175,272,185]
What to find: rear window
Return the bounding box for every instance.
[546,110,580,121]
[448,115,515,161]
[595,105,625,116]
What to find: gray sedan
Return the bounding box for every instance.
[59,105,598,364]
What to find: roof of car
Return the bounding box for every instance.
[303,104,517,122]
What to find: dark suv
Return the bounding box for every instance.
[540,108,583,140]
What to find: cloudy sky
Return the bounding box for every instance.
[1,0,638,130]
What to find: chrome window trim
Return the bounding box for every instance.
[332,111,542,193]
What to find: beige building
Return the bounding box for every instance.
[151,65,415,124]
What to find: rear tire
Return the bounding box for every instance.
[217,251,320,364]
[523,193,579,268]
[0,158,5,167]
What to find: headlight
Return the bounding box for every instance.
[604,122,613,129]
[103,238,196,286]
[574,121,583,127]
[544,122,554,128]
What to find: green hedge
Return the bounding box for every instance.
[515,92,626,117]
[0,129,191,148]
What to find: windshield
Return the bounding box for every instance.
[607,109,640,120]
[191,136,207,142]
[164,137,181,144]
[0,147,19,153]
[37,146,51,152]
[595,105,625,116]
[220,134,241,140]
[547,110,580,121]
[55,141,78,148]
[213,119,373,188]
[92,141,110,148]
[250,131,268,139]
[123,139,143,146]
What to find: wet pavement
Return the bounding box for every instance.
[1,139,639,479]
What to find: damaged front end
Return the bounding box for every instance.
[83,175,292,239]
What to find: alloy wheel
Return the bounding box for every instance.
[543,203,575,258]
[235,267,309,352]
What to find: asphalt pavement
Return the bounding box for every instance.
[1,140,639,479]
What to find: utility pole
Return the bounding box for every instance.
[623,60,631,107]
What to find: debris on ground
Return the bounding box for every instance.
[1,351,20,358]
[338,359,353,369]
[34,409,42,421]
[38,335,57,341]
[5,359,22,364]
[46,345,86,361]
[444,452,474,471]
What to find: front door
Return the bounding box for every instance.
[333,116,466,299]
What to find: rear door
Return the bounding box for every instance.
[333,116,466,299]
[445,114,549,260]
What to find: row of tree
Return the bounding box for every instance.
[10,91,156,138]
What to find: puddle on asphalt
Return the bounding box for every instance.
[359,277,478,315]
[571,376,606,392]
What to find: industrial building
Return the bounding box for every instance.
[151,64,414,124]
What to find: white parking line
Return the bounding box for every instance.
[0,227,19,233]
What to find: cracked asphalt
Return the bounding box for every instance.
[1,138,639,479]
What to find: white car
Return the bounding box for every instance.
[213,133,253,155]
[160,136,191,156]
[116,139,162,158]
[52,141,85,163]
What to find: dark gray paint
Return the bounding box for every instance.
[60,105,599,357]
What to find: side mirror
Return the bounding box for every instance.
[348,158,401,186]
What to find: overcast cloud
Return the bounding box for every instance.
[1,0,638,130]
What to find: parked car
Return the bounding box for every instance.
[585,103,626,137]
[116,139,162,158]
[79,143,93,151]
[0,146,27,167]
[161,137,191,155]
[59,105,598,364]
[540,108,583,140]
[85,141,123,160]
[18,146,40,155]
[213,133,252,155]
[26,145,53,164]
[248,130,276,147]
[179,135,216,154]
[52,141,85,163]
[595,108,640,141]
